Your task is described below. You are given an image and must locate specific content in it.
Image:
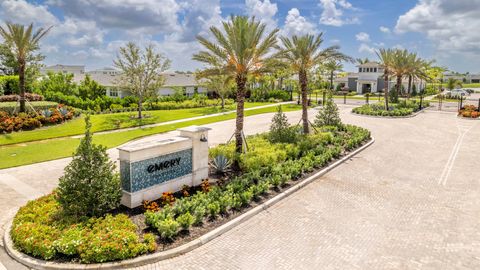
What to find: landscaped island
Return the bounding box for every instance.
[352,100,429,117]
[9,105,371,265]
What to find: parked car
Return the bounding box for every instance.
[463,88,474,94]
[449,89,469,98]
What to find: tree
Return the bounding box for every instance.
[57,115,122,218]
[446,78,462,90]
[201,74,232,109]
[114,42,171,119]
[356,57,370,64]
[314,92,342,127]
[278,34,351,134]
[193,15,279,158]
[269,105,296,143]
[0,22,51,112]
[376,48,394,110]
[78,74,106,100]
[389,49,410,99]
[35,71,77,95]
[323,60,343,91]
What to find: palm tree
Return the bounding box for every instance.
[278,34,351,134]
[389,49,411,98]
[356,57,370,64]
[0,22,51,112]
[446,78,462,90]
[323,61,343,91]
[376,48,394,110]
[193,16,278,157]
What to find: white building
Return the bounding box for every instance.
[334,62,423,94]
[41,64,85,77]
[45,65,208,98]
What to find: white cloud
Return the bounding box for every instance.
[355,32,370,42]
[0,0,58,26]
[379,26,390,33]
[281,8,318,36]
[395,0,480,55]
[245,0,278,30]
[318,0,358,26]
[358,43,375,54]
[47,0,181,34]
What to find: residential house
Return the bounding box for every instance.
[41,64,85,77]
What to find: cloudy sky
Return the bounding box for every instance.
[1,0,479,73]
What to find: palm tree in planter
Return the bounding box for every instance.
[376,48,394,110]
[390,49,411,100]
[0,22,51,112]
[404,53,429,97]
[193,16,279,158]
[278,34,351,134]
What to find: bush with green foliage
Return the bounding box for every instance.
[57,115,122,217]
[10,193,156,263]
[146,124,371,240]
[315,95,342,127]
[0,75,20,94]
[249,89,291,102]
[352,100,430,117]
[269,105,298,143]
[144,98,234,110]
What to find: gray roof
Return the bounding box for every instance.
[357,62,381,68]
[72,72,200,87]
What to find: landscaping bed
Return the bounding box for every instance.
[352,100,429,117]
[0,105,78,133]
[458,105,479,119]
[9,123,371,264]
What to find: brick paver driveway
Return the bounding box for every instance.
[1,105,479,269]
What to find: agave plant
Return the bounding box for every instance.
[59,107,69,117]
[211,155,232,175]
[41,109,52,118]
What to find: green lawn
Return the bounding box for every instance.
[0,102,270,146]
[0,104,301,169]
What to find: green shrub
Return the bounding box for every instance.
[11,194,154,263]
[269,105,298,143]
[57,116,122,217]
[156,217,179,240]
[176,212,195,230]
[315,94,342,127]
[0,75,19,94]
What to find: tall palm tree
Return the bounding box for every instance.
[356,57,370,64]
[376,48,394,110]
[278,34,351,134]
[323,61,343,91]
[0,22,51,112]
[389,49,411,98]
[193,16,278,157]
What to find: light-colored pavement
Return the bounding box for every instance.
[1,105,480,269]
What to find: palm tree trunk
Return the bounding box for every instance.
[396,75,402,100]
[279,77,283,90]
[299,70,309,134]
[330,71,334,91]
[408,75,412,97]
[138,95,143,119]
[221,96,225,109]
[18,59,26,113]
[384,72,390,111]
[235,75,247,156]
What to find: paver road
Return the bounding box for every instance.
[1,105,480,269]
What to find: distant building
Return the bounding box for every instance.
[334,62,422,94]
[41,64,85,76]
[443,73,480,84]
[71,68,207,98]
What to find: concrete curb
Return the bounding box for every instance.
[4,137,375,270]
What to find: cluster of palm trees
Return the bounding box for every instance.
[193,16,352,159]
[376,48,435,110]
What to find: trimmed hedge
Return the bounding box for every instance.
[0,101,58,114]
[352,100,429,117]
[10,193,156,263]
[0,93,44,102]
[144,98,234,110]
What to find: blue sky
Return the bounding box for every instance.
[1,0,479,73]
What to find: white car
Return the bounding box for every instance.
[449,89,469,98]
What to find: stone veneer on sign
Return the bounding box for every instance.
[118,126,211,208]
